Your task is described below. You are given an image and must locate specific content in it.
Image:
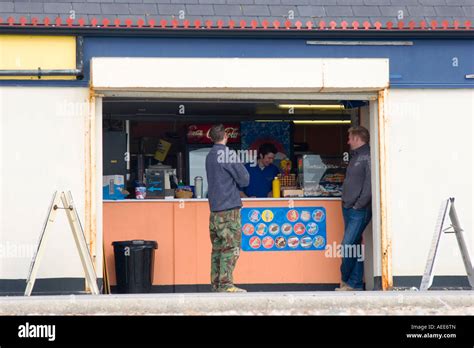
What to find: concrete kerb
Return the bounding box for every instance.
[0,291,473,315]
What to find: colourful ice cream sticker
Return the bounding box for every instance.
[248,209,261,223]
[306,222,318,235]
[261,209,274,222]
[312,209,325,222]
[242,223,255,236]
[256,223,267,236]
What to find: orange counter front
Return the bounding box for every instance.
[103,198,344,291]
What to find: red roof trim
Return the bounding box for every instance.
[0,17,472,30]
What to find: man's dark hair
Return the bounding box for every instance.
[209,124,226,143]
[258,143,278,158]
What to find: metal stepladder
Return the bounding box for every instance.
[420,198,474,291]
[24,191,100,296]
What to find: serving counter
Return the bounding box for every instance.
[103,197,344,291]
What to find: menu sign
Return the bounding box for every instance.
[186,124,240,144]
[241,207,327,252]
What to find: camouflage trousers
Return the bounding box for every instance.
[209,208,242,290]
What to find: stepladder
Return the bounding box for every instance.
[24,191,100,296]
[420,198,474,291]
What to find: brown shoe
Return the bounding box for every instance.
[334,280,350,291]
[335,281,352,291]
[335,282,364,291]
[218,285,247,293]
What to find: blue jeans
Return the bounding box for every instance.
[341,206,372,289]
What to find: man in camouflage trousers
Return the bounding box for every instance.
[209,208,242,291]
[206,124,249,293]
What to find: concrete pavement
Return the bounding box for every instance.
[1,291,473,315]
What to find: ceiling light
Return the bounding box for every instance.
[278,104,345,111]
[293,120,351,125]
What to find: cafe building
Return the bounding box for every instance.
[0,0,473,294]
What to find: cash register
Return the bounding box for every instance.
[145,164,177,199]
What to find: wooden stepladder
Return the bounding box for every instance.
[420,198,474,291]
[25,191,100,296]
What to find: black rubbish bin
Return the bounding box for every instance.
[112,240,158,293]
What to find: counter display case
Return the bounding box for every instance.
[298,155,347,197]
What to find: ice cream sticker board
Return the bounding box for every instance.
[241,207,327,252]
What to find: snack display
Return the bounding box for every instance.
[321,173,345,183]
[241,207,327,252]
[319,184,343,197]
[175,187,192,199]
[299,154,346,197]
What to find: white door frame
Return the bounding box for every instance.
[87,57,392,291]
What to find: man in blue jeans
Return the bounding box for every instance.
[336,126,372,291]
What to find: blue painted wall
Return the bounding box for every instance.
[2,37,473,88]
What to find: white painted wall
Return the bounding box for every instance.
[387,89,474,277]
[91,57,389,92]
[1,84,471,285]
[0,87,103,282]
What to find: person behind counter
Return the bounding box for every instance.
[205,124,250,293]
[240,143,280,198]
[336,126,372,291]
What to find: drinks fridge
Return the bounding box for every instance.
[186,123,241,198]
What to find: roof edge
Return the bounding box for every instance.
[0,17,473,38]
